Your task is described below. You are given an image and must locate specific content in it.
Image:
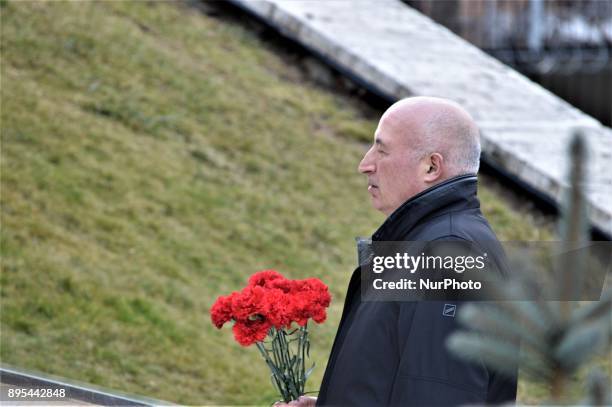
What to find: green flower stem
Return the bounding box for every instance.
[256,342,286,400]
[257,326,312,403]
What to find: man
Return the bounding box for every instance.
[284,96,517,406]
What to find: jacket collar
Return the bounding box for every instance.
[371,174,479,241]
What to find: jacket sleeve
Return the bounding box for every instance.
[388,301,493,406]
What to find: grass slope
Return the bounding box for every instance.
[1,1,602,405]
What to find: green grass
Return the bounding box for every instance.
[0,0,606,405]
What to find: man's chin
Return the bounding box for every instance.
[371,200,396,217]
[370,199,387,215]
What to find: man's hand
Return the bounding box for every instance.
[274,396,317,406]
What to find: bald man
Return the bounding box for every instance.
[302,97,516,406]
[359,97,481,216]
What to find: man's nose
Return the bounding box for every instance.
[358,148,376,174]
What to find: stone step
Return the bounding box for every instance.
[229,0,612,237]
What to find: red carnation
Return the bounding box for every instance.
[210,293,234,329]
[231,285,267,321]
[260,288,293,329]
[248,269,285,288]
[209,269,331,402]
[232,317,271,346]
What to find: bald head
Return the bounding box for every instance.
[359,96,481,215]
[383,96,481,176]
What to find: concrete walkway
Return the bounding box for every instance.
[230,0,612,237]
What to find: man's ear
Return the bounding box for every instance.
[423,153,444,183]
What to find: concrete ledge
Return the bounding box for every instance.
[230,0,612,237]
[0,365,173,406]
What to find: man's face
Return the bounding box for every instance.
[358,113,426,216]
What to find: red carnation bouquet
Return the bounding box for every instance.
[210,270,331,403]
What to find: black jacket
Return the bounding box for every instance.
[317,174,517,406]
